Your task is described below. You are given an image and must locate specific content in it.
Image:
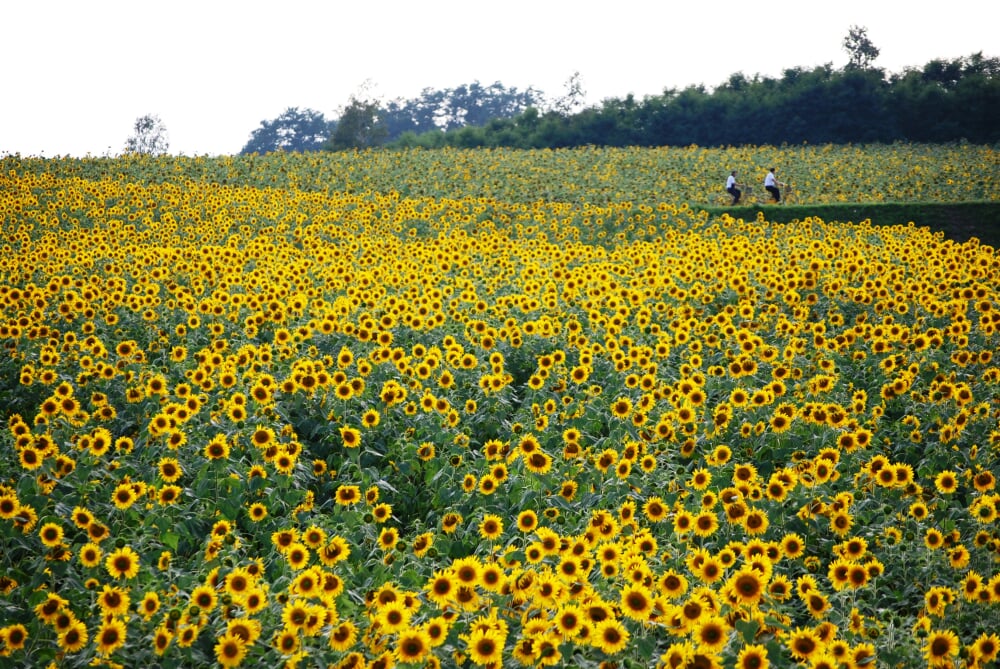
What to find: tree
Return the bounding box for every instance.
[380,89,447,139]
[241,107,333,154]
[124,114,169,155]
[328,97,387,151]
[843,25,880,71]
[439,81,545,129]
[378,81,546,140]
[551,71,587,116]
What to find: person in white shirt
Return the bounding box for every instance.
[764,167,784,202]
[725,171,743,205]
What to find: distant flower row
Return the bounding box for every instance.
[2,141,996,205]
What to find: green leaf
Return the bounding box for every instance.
[735,617,760,643]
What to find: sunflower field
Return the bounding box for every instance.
[0,145,998,669]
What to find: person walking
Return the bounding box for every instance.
[764,167,784,203]
[726,171,744,205]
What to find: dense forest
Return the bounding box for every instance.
[241,52,1000,154]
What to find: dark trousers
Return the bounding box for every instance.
[727,186,741,204]
[766,185,780,202]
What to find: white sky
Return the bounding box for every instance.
[1,0,997,157]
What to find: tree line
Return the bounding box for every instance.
[240,52,1000,155]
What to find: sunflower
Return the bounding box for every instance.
[610,397,633,419]
[780,533,805,559]
[273,451,295,475]
[203,434,230,460]
[696,555,725,584]
[151,482,181,505]
[272,628,299,655]
[850,642,877,668]
[694,615,730,654]
[973,470,996,492]
[909,501,929,520]
[211,632,247,668]
[462,474,477,493]
[524,451,553,474]
[479,514,504,540]
[805,591,830,618]
[281,598,313,631]
[958,570,985,602]
[105,545,140,580]
[77,541,103,568]
[827,559,852,591]
[693,511,720,538]
[464,627,504,665]
[479,562,505,593]
[395,628,432,664]
[736,642,769,669]
[729,568,765,607]
[378,600,412,634]
[242,587,268,615]
[328,620,358,652]
[378,527,399,551]
[446,557,479,590]
[361,409,381,429]
[619,582,654,621]
[1,623,28,652]
[516,510,539,533]
[339,426,361,448]
[334,485,361,506]
[95,618,126,656]
[786,626,823,661]
[151,624,173,656]
[948,544,970,569]
[156,456,182,482]
[39,521,64,547]
[924,528,944,550]
[553,604,586,640]
[191,584,218,612]
[643,496,668,523]
[971,632,1000,664]
[247,502,268,522]
[426,569,456,607]
[291,567,322,598]
[478,474,499,495]
[655,570,686,601]
[313,537,347,568]
[933,470,959,494]
[847,564,870,590]
[924,629,959,667]
[97,584,130,616]
[285,542,311,570]
[33,592,69,624]
[441,512,463,534]
[743,509,769,535]
[593,618,629,655]
[57,619,88,653]
[828,510,853,536]
[17,444,43,470]
[137,591,161,621]
[225,401,248,422]
[0,494,20,520]
[559,480,578,501]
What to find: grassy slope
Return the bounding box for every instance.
[695,201,1000,247]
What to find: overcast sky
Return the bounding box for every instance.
[2,1,996,157]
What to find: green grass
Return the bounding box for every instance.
[695,201,1000,247]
